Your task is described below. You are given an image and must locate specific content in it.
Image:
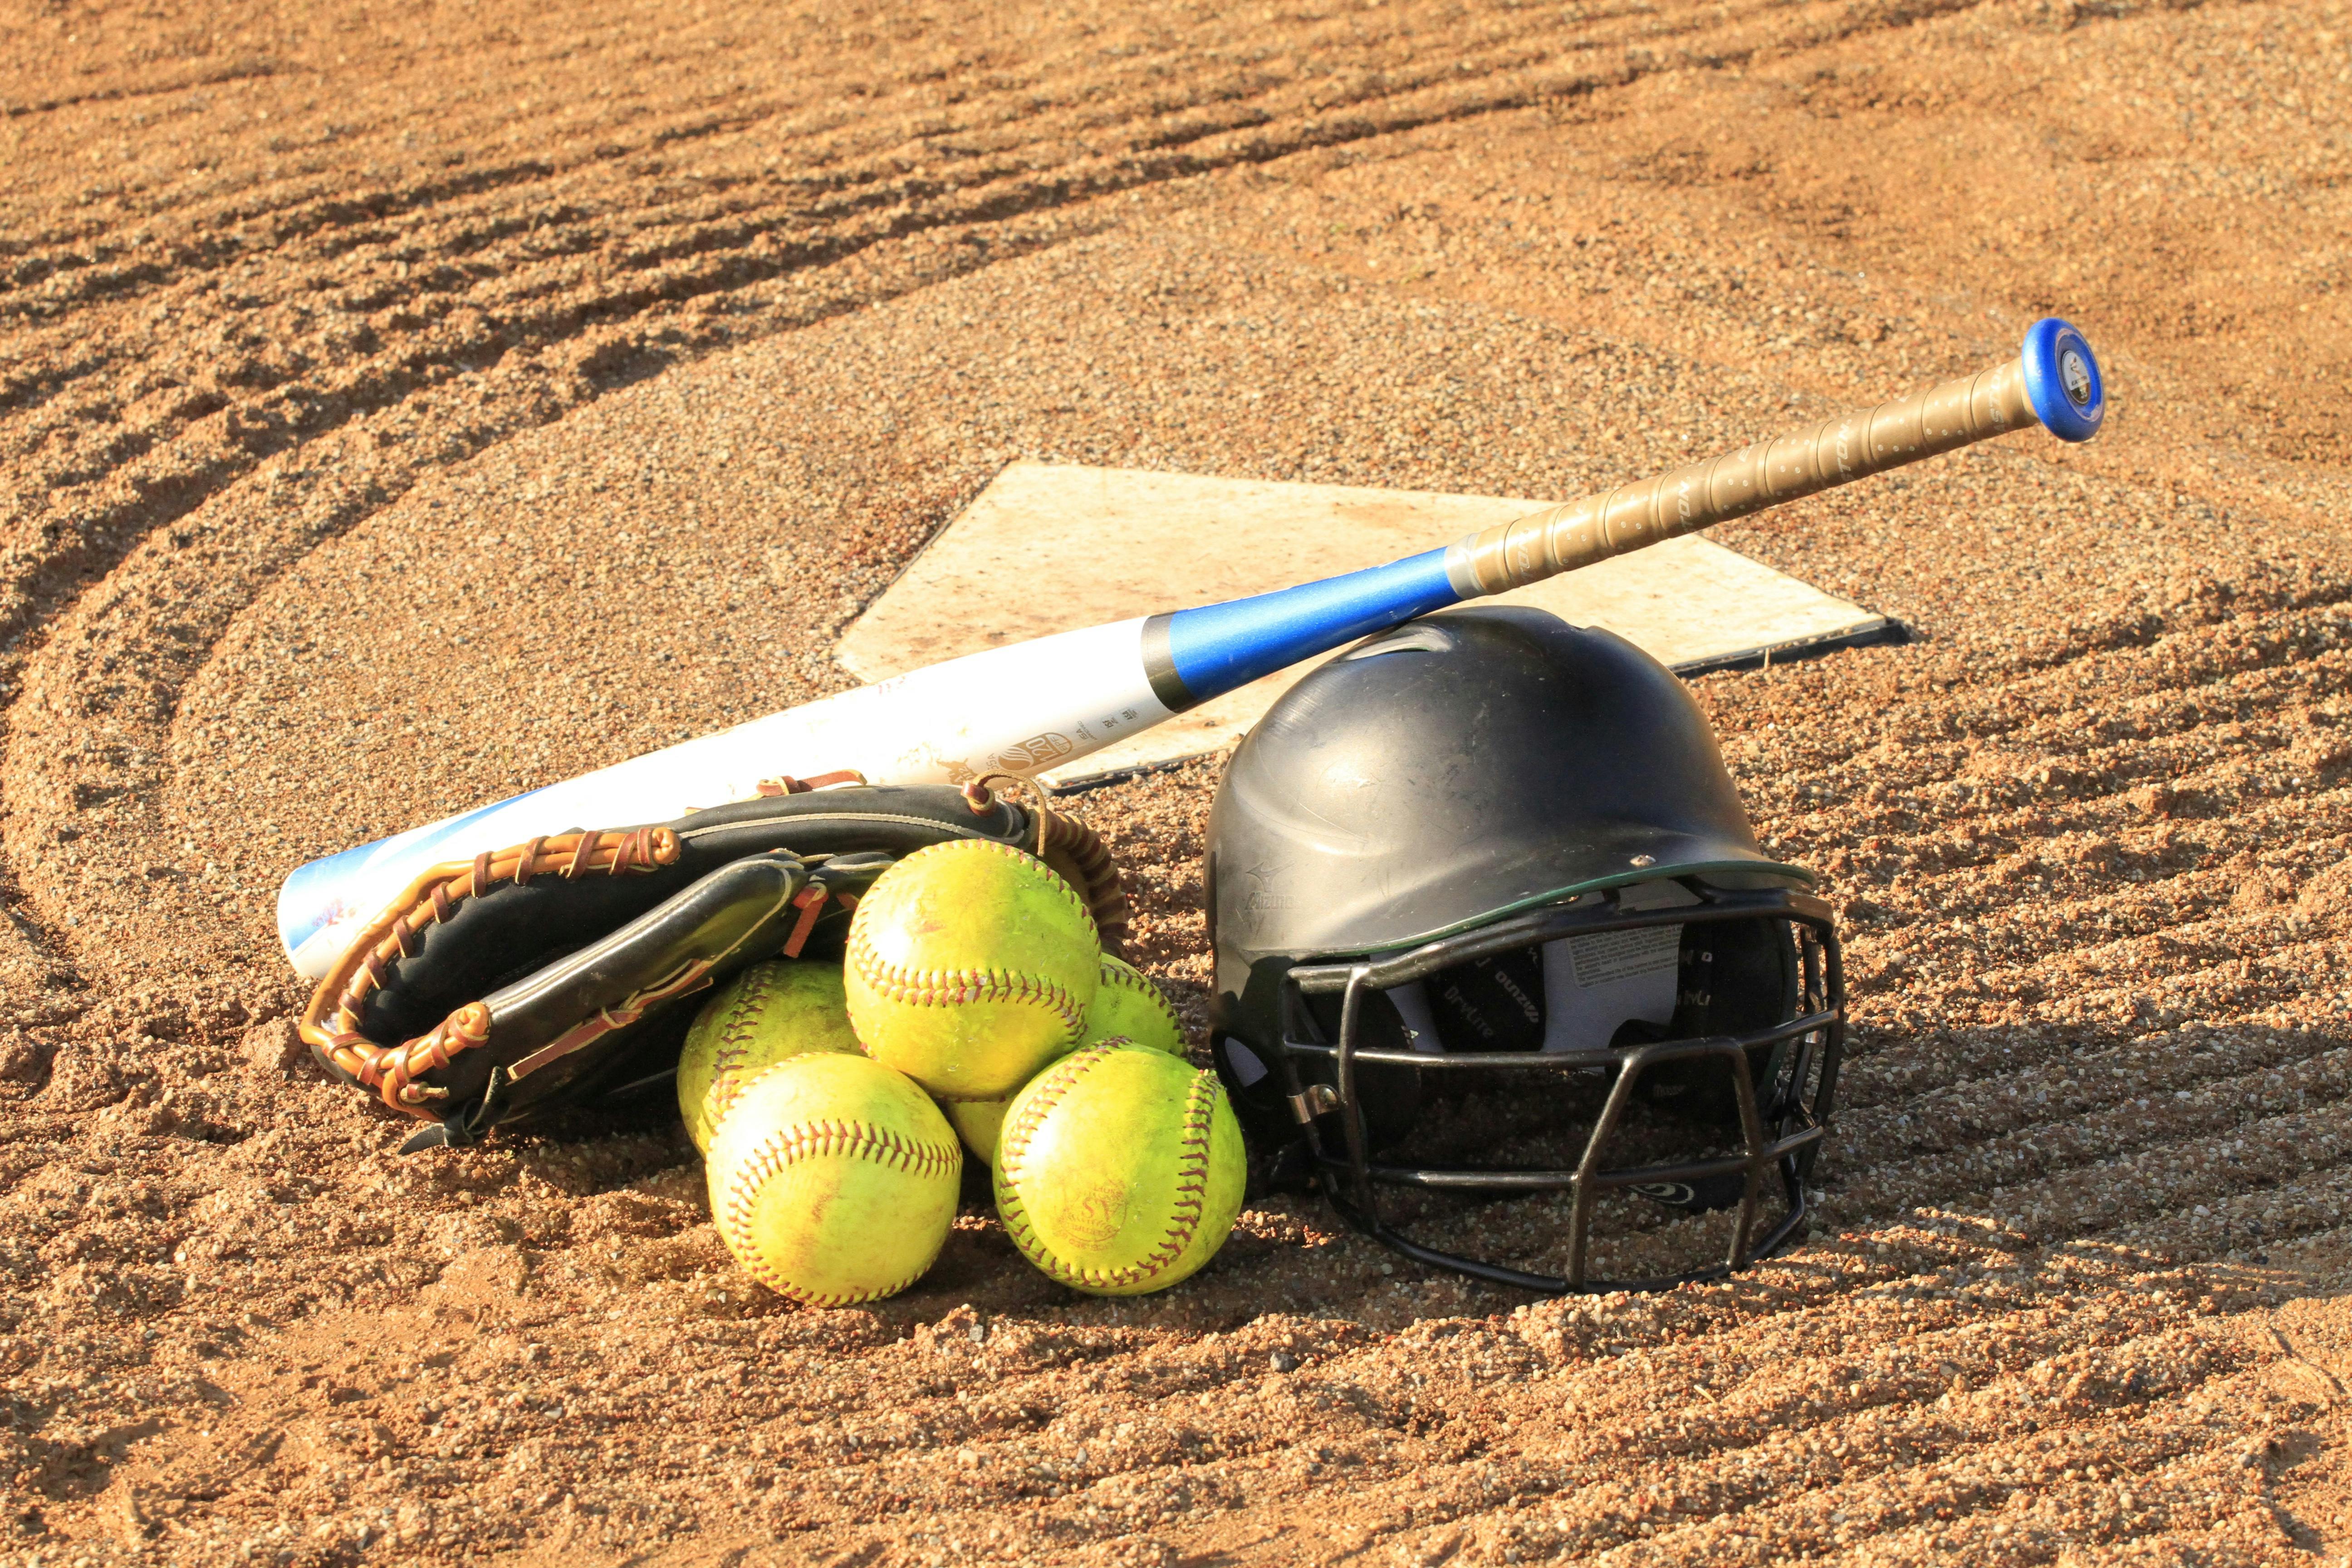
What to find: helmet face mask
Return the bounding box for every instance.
[1206,606,1848,1294]
[1223,884,1842,1293]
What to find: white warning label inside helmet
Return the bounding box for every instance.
[1539,924,1681,1054]
[1564,926,1682,988]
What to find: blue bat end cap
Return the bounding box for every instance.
[2021,317,2104,442]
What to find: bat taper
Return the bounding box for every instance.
[1443,318,2105,596]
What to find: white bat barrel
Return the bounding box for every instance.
[277,618,1171,977]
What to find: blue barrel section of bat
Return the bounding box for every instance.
[2020,318,2103,442]
[1142,547,1461,710]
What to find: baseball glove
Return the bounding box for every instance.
[298,778,1127,1152]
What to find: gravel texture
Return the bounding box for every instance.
[2,0,2348,1563]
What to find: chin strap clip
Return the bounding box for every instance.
[1288,1083,1341,1123]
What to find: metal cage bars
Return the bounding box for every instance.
[1271,885,1845,1294]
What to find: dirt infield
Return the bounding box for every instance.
[4,0,2349,1562]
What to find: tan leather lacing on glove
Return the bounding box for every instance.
[778,880,853,958]
[961,775,1131,956]
[754,770,867,796]
[298,826,681,1118]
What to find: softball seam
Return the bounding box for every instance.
[996,1046,1217,1292]
[703,966,787,1131]
[995,1042,1104,1176]
[1096,958,1183,1048]
[716,1116,960,1308]
[848,943,1089,1038]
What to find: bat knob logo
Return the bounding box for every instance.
[2059,347,2093,408]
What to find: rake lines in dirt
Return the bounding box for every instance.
[1844,1042,2352,1235]
[0,0,2030,693]
[1227,1252,2282,1565]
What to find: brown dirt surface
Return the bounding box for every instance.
[5,0,2350,1562]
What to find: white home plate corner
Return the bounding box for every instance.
[837,463,1895,789]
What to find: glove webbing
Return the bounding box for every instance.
[959,775,1130,956]
[1040,809,1128,956]
[299,826,679,1114]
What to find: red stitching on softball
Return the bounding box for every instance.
[848,944,1091,1041]
[703,966,787,1131]
[997,1042,1110,1176]
[1097,958,1181,1044]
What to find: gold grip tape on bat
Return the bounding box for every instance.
[1444,356,2038,597]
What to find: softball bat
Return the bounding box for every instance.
[278,319,2103,976]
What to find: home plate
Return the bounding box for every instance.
[838,463,1896,789]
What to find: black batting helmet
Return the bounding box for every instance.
[1206,606,1844,1293]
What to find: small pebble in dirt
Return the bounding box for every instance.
[1270,1349,1298,1372]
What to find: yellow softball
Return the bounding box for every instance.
[944,1098,1012,1166]
[676,960,858,1153]
[844,840,1100,1101]
[994,1041,1247,1297]
[706,1053,962,1307]
[1084,955,1185,1056]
